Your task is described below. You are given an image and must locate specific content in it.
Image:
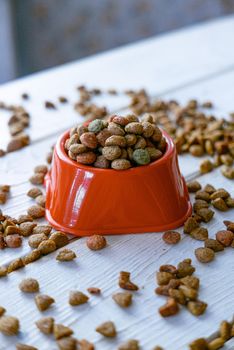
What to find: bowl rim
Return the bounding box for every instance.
[56,128,175,174]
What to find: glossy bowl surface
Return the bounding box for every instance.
[45,130,191,236]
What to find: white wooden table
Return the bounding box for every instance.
[0,16,234,350]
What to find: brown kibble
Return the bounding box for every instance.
[204,239,224,252]
[200,159,213,173]
[180,276,200,290]
[189,145,204,157]
[29,173,45,185]
[193,199,209,212]
[50,231,69,248]
[223,220,234,232]
[7,258,24,273]
[190,227,208,241]
[0,316,19,335]
[5,234,22,248]
[45,101,56,109]
[112,292,132,307]
[210,189,229,200]
[78,339,95,350]
[0,266,8,277]
[159,264,177,274]
[108,122,125,136]
[69,291,89,306]
[35,294,55,311]
[189,338,208,350]
[156,272,174,285]
[184,217,199,234]
[162,231,181,244]
[102,145,122,160]
[19,222,37,238]
[0,192,8,204]
[168,288,186,305]
[4,225,21,235]
[195,191,210,202]
[33,225,52,235]
[179,285,198,300]
[96,321,116,338]
[56,249,76,262]
[54,324,73,340]
[27,187,43,198]
[203,184,216,194]
[187,300,207,316]
[35,317,54,334]
[87,287,101,295]
[105,135,126,147]
[177,259,195,278]
[46,151,53,164]
[57,337,77,350]
[16,343,38,350]
[27,205,45,219]
[23,249,41,265]
[159,298,179,317]
[93,155,110,168]
[0,185,10,192]
[34,165,48,175]
[19,278,39,293]
[0,306,6,316]
[187,181,201,193]
[86,234,106,250]
[96,129,112,147]
[111,159,131,170]
[196,208,214,223]
[80,132,98,149]
[226,197,234,208]
[219,320,231,341]
[216,230,234,247]
[119,271,139,291]
[195,247,215,263]
[76,151,96,164]
[208,338,225,350]
[28,233,47,248]
[18,214,34,224]
[221,165,234,179]
[118,339,139,350]
[35,194,46,207]
[38,239,56,255]
[0,236,5,249]
[212,198,228,211]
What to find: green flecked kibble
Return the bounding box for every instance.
[88,119,104,133]
[133,149,150,165]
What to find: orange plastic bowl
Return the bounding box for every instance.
[45,130,192,236]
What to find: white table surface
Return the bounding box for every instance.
[0,15,234,350]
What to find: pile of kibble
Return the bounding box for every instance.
[65,115,167,170]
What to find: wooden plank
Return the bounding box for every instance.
[0,167,233,349]
[1,16,234,147]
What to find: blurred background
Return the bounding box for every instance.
[0,0,234,84]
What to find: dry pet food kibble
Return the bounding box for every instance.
[86,234,107,250]
[35,294,55,311]
[119,271,139,291]
[96,321,116,338]
[56,249,77,261]
[65,115,166,169]
[53,323,73,340]
[57,337,77,350]
[162,230,181,244]
[35,317,54,334]
[112,292,132,307]
[0,315,20,335]
[195,247,215,263]
[69,291,89,306]
[118,340,140,350]
[19,278,39,293]
[16,344,38,350]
